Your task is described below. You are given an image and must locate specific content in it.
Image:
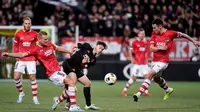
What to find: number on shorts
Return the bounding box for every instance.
[14,61,19,69]
[58,72,65,76]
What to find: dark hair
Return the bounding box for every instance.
[138,28,144,32]
[96,41,108,49]
[152,18,163,26]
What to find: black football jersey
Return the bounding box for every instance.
[63,43,96,70]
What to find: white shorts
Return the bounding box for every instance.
[130,64,150,77]
[14,61,36,74]
[49,71,67,87]
[151,62,168,76]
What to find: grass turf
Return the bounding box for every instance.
[0,80,200,112]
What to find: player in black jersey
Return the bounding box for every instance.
[62,41,107,110]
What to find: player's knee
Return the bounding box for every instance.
[153,77,161,83]
[132,76,137,81]
[29,74,36,81]
[64,78,75,86]
[14,72,21,80]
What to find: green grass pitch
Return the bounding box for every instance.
[0,80,200,112]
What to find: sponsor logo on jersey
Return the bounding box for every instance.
[22,42,31,46]
[156,42,166,46]
[20,37,24,40]
[44,49,53,56]
[139,47,146,52]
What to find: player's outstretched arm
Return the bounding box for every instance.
[55,46,72,54]
[2,52,29,58]
[179,32,200,48]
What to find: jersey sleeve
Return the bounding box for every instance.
[150,33,156,45]
[131,41,136,52]
[47,42,57,50]
[27,47,39,56]
[170,30,181,39]
[13,32,19,53]
[78,43,92,50]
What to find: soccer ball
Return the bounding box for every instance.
[104,73,117,85]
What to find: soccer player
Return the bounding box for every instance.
[133,18,200,102]
[2,31,84,111]
[122,29,151,97]
[13,17,39,104]
[62,41,107,110]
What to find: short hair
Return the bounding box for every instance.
[38,31,48,38]
[152,18,163,26]
[23,16,31,22]
[138,28,144,32]
[96,41,108,50]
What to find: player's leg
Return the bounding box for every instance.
[78,75,100,110]
[133,71,155,102]
[153,76,173,100]
[142,65,152,97]
[64,72,84,111]
[49,71,83,111]
[26,61,39,104]
[14,61,25,103]
[133,62,169,102]
[64,72,78,110]
[133,62,167,102]
[122,64,138,96]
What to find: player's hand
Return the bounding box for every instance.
[82,55,89,63]
[1,52,8,57]
[130,58,134,64]
[192,40,200,48]
[36,60,40,65]
[158,45,167,50]
[70,43,78,54]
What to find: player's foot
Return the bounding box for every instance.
[33,97,40,104]
[133,94,139,102]
[144,92,152,97]
[65,102,70,110]
[17,92,25,104]
[85,104,100,110]
[69,105,84,112]
[51,97,59,111]
[163,88,174,100]
[122,90,127,96]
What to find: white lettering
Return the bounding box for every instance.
[188,41,196,57]
[175,41,187,58]
[44,49,53,56]
[156,42,166,46]
[22,42,31,47]
[139,47,145,52]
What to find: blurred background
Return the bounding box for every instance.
[0,0,200,81]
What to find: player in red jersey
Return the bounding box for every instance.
[2,31,84,111]
[122,29,151,97]
[13,17,39,104]
[133,18,200,102]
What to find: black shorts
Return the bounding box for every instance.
[62,61,84,79]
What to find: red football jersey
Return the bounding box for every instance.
[27,42,61,77]
[131,38,148,64]
[150,30,180,63]
[13,29,38,61]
